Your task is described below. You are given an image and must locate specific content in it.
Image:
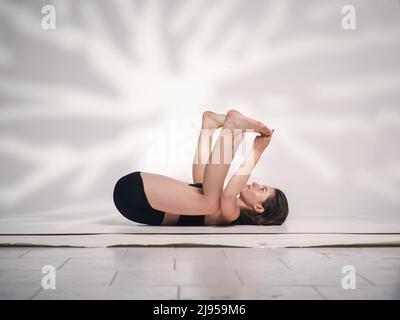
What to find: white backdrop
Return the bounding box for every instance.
[0,0,399,234]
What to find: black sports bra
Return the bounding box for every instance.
[176,182,242,226]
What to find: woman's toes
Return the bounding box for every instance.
[260,124,271,135]
[263,126,273,136]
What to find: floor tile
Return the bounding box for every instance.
[0,257,68,271]
[124,247,176,260]
[357,248,400,259]
[223,248,327,261]
[33,285,178,300]
[61,257,174,271]
[280,254,395,271]
[175,257,285,271]
[236,265,374,287]
[0,248,30,258]
[174,248,226,260]
[317,248,400,259]
[0,270,44,288]
[0,285,41,300]
[55,268,118,287]
[315,285,400,300]
[1,247,399,300]
[23,248,127,258]
[315,248,363,256]
[180,285,323,300]
[356,268,400,286]
[384,258,400,267]
[112,269,241,287]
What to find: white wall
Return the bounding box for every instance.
[0,0,399,226]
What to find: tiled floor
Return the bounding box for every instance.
[0,247,399,300]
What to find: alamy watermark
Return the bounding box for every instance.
[145,126,258,175]
[341,5,356,30]
[41,5,56,30]
[41,264,56,290]
[341,265,356,290]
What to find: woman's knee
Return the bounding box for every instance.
[223,110,236,128]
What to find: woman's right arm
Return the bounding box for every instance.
[220,133,273,222]
[224,134,272,197]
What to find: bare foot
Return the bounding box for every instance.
[224,109,271,135]
[202,111,226,130]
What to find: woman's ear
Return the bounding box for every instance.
[253,204,264,214]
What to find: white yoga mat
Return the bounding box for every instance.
[1,212,399,234]
[1,213,399,248]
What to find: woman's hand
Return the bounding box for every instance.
[253,129,274,153]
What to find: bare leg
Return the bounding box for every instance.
[192,111,226,184]
[140,110,270,216]
[202,109,271,204]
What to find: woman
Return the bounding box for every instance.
[113,109,289,226]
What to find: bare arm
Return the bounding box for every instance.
[220,133,273,222]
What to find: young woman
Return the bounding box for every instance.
[113,109,289,226]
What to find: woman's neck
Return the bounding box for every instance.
[236,196,251,210]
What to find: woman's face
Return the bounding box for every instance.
[240,182,272,212]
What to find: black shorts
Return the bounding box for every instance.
[113,171,205,226]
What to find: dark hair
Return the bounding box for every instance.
[234,188,289,225]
